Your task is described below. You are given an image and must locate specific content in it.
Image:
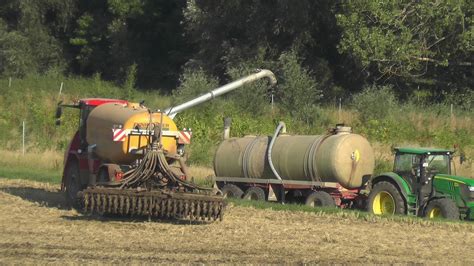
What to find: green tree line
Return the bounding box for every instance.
[0,0,472,106]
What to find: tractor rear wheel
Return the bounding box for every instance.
[424,198,460,220]
[243,187,266,201]
[305,191,336,207]
[368,181,406,215]
[221,184,244,199]
[64,161,84,210]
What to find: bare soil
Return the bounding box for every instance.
[0,178,473,264]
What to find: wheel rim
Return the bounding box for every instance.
[372,191,395,215]
[428,207,442,218]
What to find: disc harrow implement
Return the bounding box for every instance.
[81,188,226,221]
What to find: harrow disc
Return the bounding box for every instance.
[80,187,226,221]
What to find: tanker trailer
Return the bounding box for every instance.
[214,122,375,208]
[56,69,277,221]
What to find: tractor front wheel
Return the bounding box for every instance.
[368,181,406,215]
[424,198,460,220]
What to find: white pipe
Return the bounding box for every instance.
[267,121,287,181]
[165,69,277,119]
[223,117,232,140]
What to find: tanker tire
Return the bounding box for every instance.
[367,181,406,215]
[424,198,460,220]
[64,160,84,210]
[221,184,244,199]
[243,187,266,201]
[305,191,336,207]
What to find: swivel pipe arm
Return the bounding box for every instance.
[164,69,277,119]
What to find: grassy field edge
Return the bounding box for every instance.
[0,166,61,184]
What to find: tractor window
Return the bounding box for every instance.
[394,154,417,174]
[394,153,422,191]
[426,155,450,175]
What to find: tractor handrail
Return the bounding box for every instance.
[164,69,277,119]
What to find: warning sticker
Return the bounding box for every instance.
[178,130,192,144]
[112,128,128,142]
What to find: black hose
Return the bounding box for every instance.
[115,149,213,192]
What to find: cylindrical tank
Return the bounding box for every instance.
[86,103,179,164]
[214,127,375,189]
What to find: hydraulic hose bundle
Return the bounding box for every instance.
[117,148,215,193]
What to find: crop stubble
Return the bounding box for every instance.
[0,178,473,264]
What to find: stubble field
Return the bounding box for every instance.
[0,178,473,264]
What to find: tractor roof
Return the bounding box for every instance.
[80,98,128,106]
[395,147,453,155]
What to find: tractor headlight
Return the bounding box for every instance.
[460,185,474,201]
[469,186,474,200]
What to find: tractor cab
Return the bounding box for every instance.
[393,148,455,212]
[393,147,452,193]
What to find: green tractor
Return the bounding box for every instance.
[368,147,474,220]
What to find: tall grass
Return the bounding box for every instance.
[0,150,62,183]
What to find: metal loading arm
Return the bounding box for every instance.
[164,69,277,119]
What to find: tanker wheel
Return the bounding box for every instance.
[221,184,244,199]
[64,161,84,210]
[243,187,266,201]
[368,181,405,215]
[424,198,460,220]
[305,191,336,207]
